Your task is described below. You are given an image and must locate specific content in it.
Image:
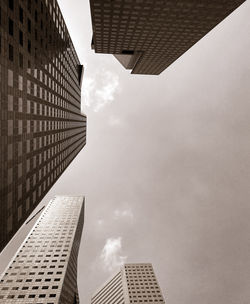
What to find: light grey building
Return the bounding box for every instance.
[91,263,165,304]
[0,195,84,304]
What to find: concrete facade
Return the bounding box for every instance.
[0,195,84,304]
[91,263,165,304]
[0,0,86,251]
[90,0,246,75]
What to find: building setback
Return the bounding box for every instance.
[90,0,246,75]
[0,195,84,304]
[0,0,86,251]
[91,263,165,304]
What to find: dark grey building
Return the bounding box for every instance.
[91,263,165,304]
[89,0,246,75]
[0,195,84,304]
[0,0,86,252]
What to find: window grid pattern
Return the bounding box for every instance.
[91,263,165,304]
[0,195,84,303]
[90,0,246,75]
[0,0,86,252]
[125,264,165,304]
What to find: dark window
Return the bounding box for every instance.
[28,295,35,298]
[9,18,13,36]
[19,30,23,46]
[9,44,13,61]
[27,18,31,33]
[0,7,2,25]
[39,294,46,298]
[9,0,14,10]
[28,40,31,53]
[49,294,56,298]
[35,10,38,22]
[19,53,23,68]
[27,0,31,12]
[122,50,134,55]
[19,6,23,23]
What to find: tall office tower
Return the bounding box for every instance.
[90,0,246,75]
[91,263,165,304]
[0,195,84,304]
[0,0,86,251]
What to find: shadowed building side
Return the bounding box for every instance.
[59,197,85,304]
[89,0,246,75]
[0,0,86,252]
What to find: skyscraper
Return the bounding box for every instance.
[91,263,165,304]
[0,0,86,251]
[0,195,84,304]
[89,0,246,75]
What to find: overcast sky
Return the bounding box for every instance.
[1,1,250,303]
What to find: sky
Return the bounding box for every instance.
[1,1,250,303]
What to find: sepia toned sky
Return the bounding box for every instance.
[1,1,250,303]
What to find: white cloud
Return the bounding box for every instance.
[82,70,120,112]
[100,237,127,272]
[114,208,134,220]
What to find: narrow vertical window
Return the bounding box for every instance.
[19,6,23,23]
[9,0,14,10]
[27,18,31,33]
[9,18,13,36]
[19,53,23,68]
[19,30,23,46]
[9,44,14,61]
[28,40,31,53]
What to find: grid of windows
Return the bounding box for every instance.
[91,263,165,304]
[89,0,246,75]
[0,0,86,252]
[125,264,165,304]
[0,196,84,303]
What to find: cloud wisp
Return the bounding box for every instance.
[100,237,127,272]
[114,208,134,220]
[82,70,120,112]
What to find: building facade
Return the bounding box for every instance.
[90,0,246,75]
[0,0,86,251]
[0,195,84,304]
[91,263,165,304]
